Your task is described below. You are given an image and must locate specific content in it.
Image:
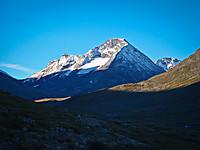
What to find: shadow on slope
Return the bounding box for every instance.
[64,81,200,127]
[1,86,200,150]
[0,71,51,100]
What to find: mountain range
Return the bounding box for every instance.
[21,38,164,98]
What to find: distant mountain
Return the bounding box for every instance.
[23,38,164,98]
[154,57,181,71]
[0,69,50,99]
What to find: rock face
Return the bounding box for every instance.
[154,58,181,71]
[23,38,164,98]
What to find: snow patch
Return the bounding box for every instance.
[80,57,110,69]
[23,79,30,83]
[23,78,34,83]
[51,73,59,78]
[77,67,98,75]
[34,85,39,88]
[60,70,72,77]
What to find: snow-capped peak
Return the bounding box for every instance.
[29,38,131,79]
[29,38,161,79]
[154,57,181,71]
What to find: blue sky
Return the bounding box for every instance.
[0,0,199,79]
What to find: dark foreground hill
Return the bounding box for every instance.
[62,81,200,126]
[1,90,200,150]
[0,90,149,150]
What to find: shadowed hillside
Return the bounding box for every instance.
[1,89,200,150]
[0,70,51,100]
[64,82,200,126]
[0,90,153,150]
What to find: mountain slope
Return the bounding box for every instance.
[0,90,149,150]
[63,81,200,125]
[0,69,50,99]
[154,57,181,71]
[23,38,164,98]
[111,48,200,92]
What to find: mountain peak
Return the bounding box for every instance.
[105,38,127,43]
[103,38,129,49]
[155,57,181,71]
[62,53,68,57]
[29,38,163,79]
[24,38,165,98]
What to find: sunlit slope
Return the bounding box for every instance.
[111,48,200,92]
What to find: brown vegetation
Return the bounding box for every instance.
[111,49,200,92]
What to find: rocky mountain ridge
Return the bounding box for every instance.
[155,57,181,71]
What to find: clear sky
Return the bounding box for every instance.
[0,0,199,79]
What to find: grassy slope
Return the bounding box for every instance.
[0,90,157,150]
[111,49,200,92]
[60,82,200,150]
[35,97,71,103]
[1,90,200,150]
[66,81,200,124]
